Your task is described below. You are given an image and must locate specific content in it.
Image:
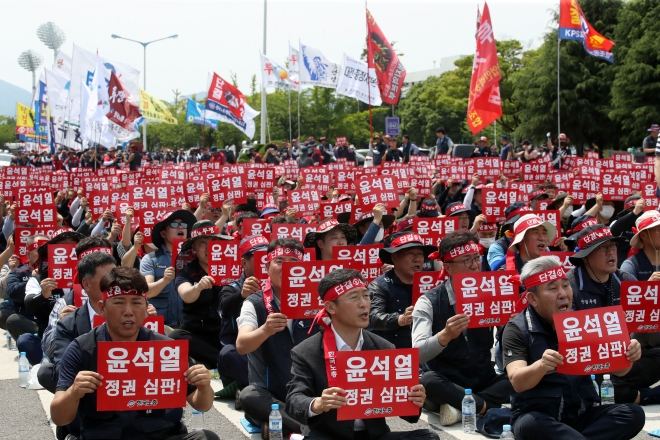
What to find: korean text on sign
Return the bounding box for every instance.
[48,244,78,289]
[412,272,442,306]
[335,348,419,421]
[356,176,399,210]
[332,245,383,283]
[454,271,518,328]
[553,305,631,375]
[280,260,345,319]
[621,281,660,332]
[207,239,241,285]
[482,189,520,223]
[96,340,189,411]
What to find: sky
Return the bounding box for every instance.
[1,0,558,101]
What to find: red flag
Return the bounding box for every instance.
[559,0,615,62]
[106,71,141,129]
[366,9,406,105]
[467,3,502,135]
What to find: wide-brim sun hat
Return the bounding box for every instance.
[303,218,357,249]
[151,209,198,250]
[508,214,557,253]
[445,202,473,217]
[37,227,86,261]
[179,220,231,254]
[568,224,627,265]
[379,232,437,265]
[504,203,533,226]
[547,192,569,211]
[351,211,395,230]
[630,211,660,249]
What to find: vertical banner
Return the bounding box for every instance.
[366,10,406,104]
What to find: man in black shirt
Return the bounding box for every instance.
[642,124,659,157]
[125,144,142,171]
[503,256,644,440]
[383,136,402,162]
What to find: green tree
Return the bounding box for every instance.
[0,116,16,147]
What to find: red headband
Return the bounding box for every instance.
[391,233,424,248]
[421,202,438,212]
[515,266,566,289]
[51,228,74,239]
[529,190,546,200]
[479,223,499,232]
[191,225,220,238]
[446,204,468,216]
[77,246,113,260]
[578,227,613,249]
[442,242,480,262]
[317,219,339,232]
[265,246,303,262]
[27,238,49,252]
[514,217,543,236]
[103,284,146,301]
[572,217,598,234]
[323,277,367,302]
[506,206,532,221]
[239,236,269,258]
[624,199,639,210]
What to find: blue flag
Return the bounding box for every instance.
[186,99,217,130]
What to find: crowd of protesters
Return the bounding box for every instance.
[0,123,659,440]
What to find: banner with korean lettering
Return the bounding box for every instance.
[207,174,247,205]
[600,171,631,201]
[97,340,188,411]
[15,102,36,136]
[540,251,576,273]
[554,306,630,375]
[621,281,660,333]
[207,239,241,285]
[482,188,520,223]
[253,248,315,291]
[243,218,271,238]
[528,210,561,239]
[205,72,259,138]
[318,200,353,220]
[270,223,318,244]
[412,272,442,305]
[454,271,517,328]
[15,206,57,227]
[413,217,460,246]
[366,10,406,105]
[139,89,177,124]
[332,245,383,283]
[281,260,345,319]
[336,53,382,106]
[335,348,419,420]
[357,176,399,210]
[48,244,78,289]
[287,189,322,217]
[559,0,615,62]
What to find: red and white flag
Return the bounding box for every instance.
[106,71,142,129]
[366,9,406,105]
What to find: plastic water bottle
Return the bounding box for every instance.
[269,403,283,440]
[601,374,615,405]
[41,352,50,367]
[6,331,15,351]
[18,352,29,388]
[462,389,476,433]
[500,424,515,438]
[190,410,204,431]
[591,374,600,406]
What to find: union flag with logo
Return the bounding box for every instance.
[366,9,406,105]
[559,0,615,62]
[204,72,259,138]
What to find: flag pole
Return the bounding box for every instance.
[202,98,206,148]
[365,1,374,151]
[288,88,292,143]
[557,35,561,167]
[298,39,302,141]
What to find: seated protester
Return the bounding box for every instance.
[286,269,440,440]
[259,204,280,221]
[475,222,499,272]
[583,192,616,226]
[228,210,259,240]
[461,174,484,215]
[171,221,224,369]
[540,181,558,199]
[417,199,441,218]
[487,202,532,271]
[9,229,84,365]
[436,178,464,214]
[369,233,436,349]
[236,238,318,436]
[546,192,575,237]
[506,214,556,274]
[614,197,648,273]
[413,232,512,425]
[50,267,219,440]
[622,212,660,282]
[141,209,197,328]
[338,204,394,246]
[215,235,269,400]
[444,202,473,232]
[528,189,549,211]
[502,256,645,440]
[304,219,357,261]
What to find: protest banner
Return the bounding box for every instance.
[621,281,660,332]
[332,244,383,283]
[528,210,561,238]
[356,175,399,210]
[553,305,630,375]
[15,206,57,227]
[94,315,165,334]
[540,251,576,273]
[413,217,460,246]
[253,248,315,291]
[280,260,345,319]
[208,174,247,205]
[453,271,518,328]
[318,200,353,220]
[270,223,318,244]
[207,239,241,285]
[482,188,520,223]
[243,218,272,238]
[48,244,78,289]
[287,189,322,216]
[412,272,442,306]
[335,348,419,420]
[96,340,189,411]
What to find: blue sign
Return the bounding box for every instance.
[385,117,400,136]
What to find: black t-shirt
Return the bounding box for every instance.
[384,148,402,162]
[174,259,207,290]
[129,151,142,171]
[502,307,557,369]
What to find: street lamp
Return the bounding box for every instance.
[110,33,178,150]
[37,22,66,64]
[18,50,44,93]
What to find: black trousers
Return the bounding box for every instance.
[420,370,512,413]
[216,343,249,387]
[169,329,221,370]
[239,385,300,433]
[613,347,660,403]
[5,313,38,341]
[0,308,14,330]
[38,363,58,394]
[165,430,220,440]
[513,404,645,440]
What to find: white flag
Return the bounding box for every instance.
[260,53,292,90]
[204,72,260,139]
[288,44,300,90]
[45,69,74,145]
[80,56,115,147]
[299,42,339,89]
[53,50,72,76]
[336,54,382,106]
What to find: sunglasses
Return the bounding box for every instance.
[168,222,188,229]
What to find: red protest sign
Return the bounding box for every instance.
[246,167,277,191]
[527,210,561,238]
[453,271,518,328]
[642,183,660,211]
[332,245,383,283]
[15,206,57,227]
[540,251,576,273]
[208,174,247,205]
[183,180,206,206]
[412,272,442,306]
[270,223,318,244]
[14,226,58,258]
[356,175,399,210]
[243,218,272,238]
[253,248,315,291]
[287,189,322,216]
[48,244,78,289]
[280,260,346,319]
[93,315,165,334]
[335,348,419,421]
[600,172,632,202]
[413,217,460,246]
[621,281,660,333]
[96,340,189,411]
[482,188,520,223]
[336,136,347,147]
[318,200,353,220]
[207,239,241,285]
[554,305,630,375]
[172,238,185,270]
[301,171,332,193]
